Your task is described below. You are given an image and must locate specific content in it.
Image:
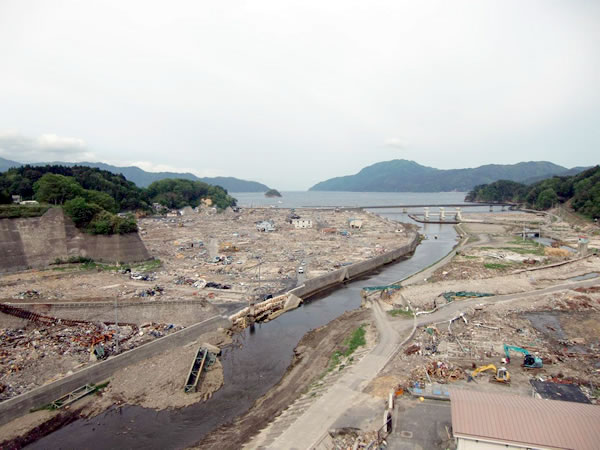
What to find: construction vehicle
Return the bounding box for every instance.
[470,364,510,383]
[503,344,543,368]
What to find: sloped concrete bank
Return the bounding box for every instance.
[8,299,216,327]
[230,232,419,327]
[0,315,231,426]
[293,232,419,298]
[0,208,150,273]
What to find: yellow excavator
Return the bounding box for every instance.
[469,364,510,383]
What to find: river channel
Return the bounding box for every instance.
[30,212,457,449]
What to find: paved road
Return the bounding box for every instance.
[265,276,599,449]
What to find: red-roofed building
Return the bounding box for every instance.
[451,390,600,450]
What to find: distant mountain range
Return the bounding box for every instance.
[0,157,20,172]
[0,157,270,192]
[309,160,590,192]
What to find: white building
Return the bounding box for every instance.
[291,218,312,229]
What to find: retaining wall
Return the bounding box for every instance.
[0,315,231,426]
[0,208,150,273]
[230,233,419,327]
[290,232,419,299]
[12,300,214,327]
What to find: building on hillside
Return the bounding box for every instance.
[11,195,22,204]
[450,390,600,450]
[291,218,312,229]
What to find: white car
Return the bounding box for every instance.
[298,267,304,274]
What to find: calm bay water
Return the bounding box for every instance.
[231,191,469,208]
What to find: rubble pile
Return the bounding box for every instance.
[329,428,380,449]
[384,285,600,405]
[0,312,183,402]
[137,207,414,304]
[137,285,165,297]
[14,290,41,300]
[130,272,156,281]
[410,361,466,383]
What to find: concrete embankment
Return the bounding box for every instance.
[7,299,215,327]
[0,208,150,274]
[230,233,419,327]
[0,315,231,426]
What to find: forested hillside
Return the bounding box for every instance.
[0,165,238,234]
[466,166,600,219]
[145,178,236,210]
[0,157,270,192]
[0,165,148,211]
[310,159,580,192]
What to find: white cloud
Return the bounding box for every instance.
[0,131,226,178]
[36,134,86,152]
[0,131,95,162]
[383,138,406,149]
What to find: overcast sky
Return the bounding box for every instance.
[1,1,598,190]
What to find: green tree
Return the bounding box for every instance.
[89,210,114,234]
[63,197,102,227]
[146,178,236,210]
[535,188,558,210]
[82,189,118,213]
[33,173,83,205]
[0,190,11,204]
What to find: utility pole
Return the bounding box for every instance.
[115,297,119,354]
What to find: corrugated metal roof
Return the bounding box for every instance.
[451,390,600,450]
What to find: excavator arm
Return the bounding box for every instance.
[503,344,543,368]
[471,364,497,377]
[470,364,511,383]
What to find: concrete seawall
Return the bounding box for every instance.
[0,315,231,426]
[0,208,150,273]
[9,299,214,327]
[230,232,419,326]
[290,232,419,299]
